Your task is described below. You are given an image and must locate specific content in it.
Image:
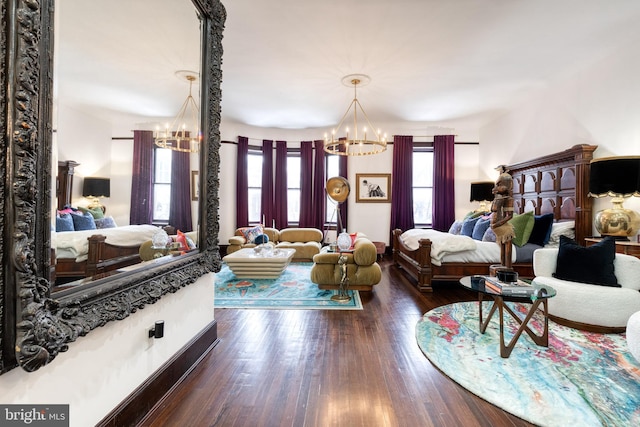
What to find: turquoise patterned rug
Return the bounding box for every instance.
[214,262,362,310]
[416,302,640,427]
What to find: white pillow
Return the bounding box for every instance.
[546,220,575,247]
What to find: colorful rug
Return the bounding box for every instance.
[214,262,362,310]
[416,302,640,427]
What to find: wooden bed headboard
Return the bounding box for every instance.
[506,144,598,245]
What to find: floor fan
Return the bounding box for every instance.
[325,176,350,249]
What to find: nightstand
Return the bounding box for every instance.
[585,238,640,260]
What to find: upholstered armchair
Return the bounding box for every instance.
[310,237,382,291]
[533,247,640,332]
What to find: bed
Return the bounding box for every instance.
[392,144,598,292]
[53,160,160,281]
[53,225,160,280]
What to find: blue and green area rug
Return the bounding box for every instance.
[215,262,362,310]
[416,302,640,427]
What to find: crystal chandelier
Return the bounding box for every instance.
[154,71,201,153]
[324,74,387,156]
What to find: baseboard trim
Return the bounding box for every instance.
[96,319,219,427]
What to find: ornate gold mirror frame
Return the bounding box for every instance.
[0,0,225,373]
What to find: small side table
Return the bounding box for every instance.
[459,276,556,358]
[585,237,640,260]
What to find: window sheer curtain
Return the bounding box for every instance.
[274,140,288,229]
[236,136,249,227]
[432,134,456,231]
[130,130,154,225]
[261,140,274,228]
[390,135,415,235]
[168,150,193,232]
[298,141,314,227]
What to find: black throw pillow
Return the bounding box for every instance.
[553,235,619,287]
[528,213,554,246]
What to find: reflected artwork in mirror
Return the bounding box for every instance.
[0,0,225,373]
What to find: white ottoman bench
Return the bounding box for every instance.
[627,311,640,362]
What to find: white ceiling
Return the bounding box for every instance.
[55,0,640,135]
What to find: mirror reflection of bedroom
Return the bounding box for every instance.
[51,0,202,291]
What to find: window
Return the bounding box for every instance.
[247,151,263,224]
[413,149,434,225]
[152,147,172,222]
[325,154,340,224]
[287,153,301,224]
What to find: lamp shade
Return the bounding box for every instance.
[82,177,111,198]
[470,181,495,202]
[589,156,640,198]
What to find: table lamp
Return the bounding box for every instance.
[82,177,111,210]
[588,156,640,239]
[470,181,495,212]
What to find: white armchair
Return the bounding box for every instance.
[533,248,640,332]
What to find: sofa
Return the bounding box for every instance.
[310,236,381,291]
[227,226,323,261]
[533,247,640,332]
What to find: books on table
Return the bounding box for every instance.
[481,275,535,296]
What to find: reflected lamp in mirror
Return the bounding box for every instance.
[588,156,640,239]
[82,177,111,211]
[470,181,495,212]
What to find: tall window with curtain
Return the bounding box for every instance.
[390,135,415,235]
[298,141,314,227]
[130,130,154,225]
[432,134,456,231]
[261,140,274,227]
[274,140,289,229]
[413,147,434,226]
[236,136,249,227]
[311,140,326,230]
[168,150,193,232]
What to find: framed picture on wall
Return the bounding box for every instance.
[191,170,199,201]
[355,173,391,203]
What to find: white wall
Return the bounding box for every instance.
[480,37,640,240]
[219,121,484,246]
[0,274,215,427]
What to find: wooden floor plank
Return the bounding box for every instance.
[140,259,534,427]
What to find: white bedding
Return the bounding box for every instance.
[399,228,516,266]
[53,224,160,262]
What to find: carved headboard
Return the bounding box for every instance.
[57,160,80,211]
[507,144,598,245]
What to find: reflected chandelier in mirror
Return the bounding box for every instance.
[0,0,225,373]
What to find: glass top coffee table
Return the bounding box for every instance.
[459,275,556,358]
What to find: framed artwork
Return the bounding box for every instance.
[191,170,199,201]
[355,173,391,203]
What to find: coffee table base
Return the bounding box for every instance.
[478,294,549,358]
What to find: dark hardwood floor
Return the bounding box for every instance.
[139,258,534,427]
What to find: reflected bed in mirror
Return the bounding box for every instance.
[0,0,225,373]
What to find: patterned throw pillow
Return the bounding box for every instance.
[241,225,263,243]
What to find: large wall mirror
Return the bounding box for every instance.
[0,0,225,373]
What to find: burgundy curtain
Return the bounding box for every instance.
[168,150,193,232]
[261,140,274,227]
[432,134,456,231]
[236,136,249,227]
[274,140,288,229]
[311,140,326,230]
[390,135,415,235]
[338,144,348,233]
[130,130,154,224]
[298,141,314,227]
